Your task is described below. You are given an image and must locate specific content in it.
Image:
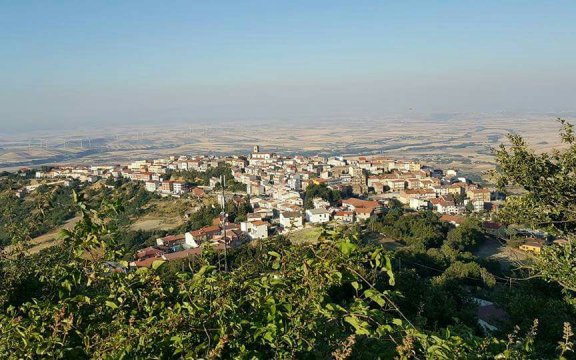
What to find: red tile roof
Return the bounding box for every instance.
[162,247,203,261]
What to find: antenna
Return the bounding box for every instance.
[221,174,228,272]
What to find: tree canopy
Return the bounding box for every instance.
[494,119,576,294]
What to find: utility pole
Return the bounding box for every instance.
[221,174,228,272]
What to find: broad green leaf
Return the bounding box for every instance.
[152,260,165,270]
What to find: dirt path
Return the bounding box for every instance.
[131,217,183,231]
[475,236,529,270]
[25,216,81,254]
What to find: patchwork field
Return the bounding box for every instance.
[1,113,572,175]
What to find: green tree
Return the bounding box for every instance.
[443,218,485,253]
[304,183,341,209]
[494,119,576,293]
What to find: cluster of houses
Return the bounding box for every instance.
[130,215,269,267]
[30,146,501,215]
[124,146,506,267]
[26,145,519,266]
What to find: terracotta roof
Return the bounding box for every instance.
[162,247,203,261]
[440,215,466,225]
[342,198,379,209]
[136,246,164,260]
[334,211,354,217]
[160,234,185,243]
[355,208,373,214]
[132,257,158,268]
[191,225,221,237]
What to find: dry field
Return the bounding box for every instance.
[1,113,572,174]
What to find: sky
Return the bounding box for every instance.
[1,1,575,132]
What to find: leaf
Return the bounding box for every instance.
[338,241,357,256]
[105,301,118,310]
[152,260,165,270]
[385,255,395,286]
[344,315,371,335]
[58,229,73,240]
[364,289,386,307]
[267,251,281,258]
[196,265,216,276]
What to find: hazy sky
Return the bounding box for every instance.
[1,1,575,132]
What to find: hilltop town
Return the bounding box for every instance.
[18,145,517,267]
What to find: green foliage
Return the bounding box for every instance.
[175,164,243,190]
[497,279,576,356]
[494,119,576,235]
[443,218,486,254]
[186,204,221,230]
[377,211,448,250]
[0,183,78,246]
[494,119,576,294]
[304,183,341,209]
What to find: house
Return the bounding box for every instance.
[312,197,330,209]
[448,183,465,196]
[136,246,165,260]
[341,198,380,212]
[334,211,354,223]
[519,239,544,254]
[370,181,386,194]
[386,179,406,192]
[131,257,159,268]
[209,177,221,188]
[160,181,173,193]
[430,198,458,214]
[189,225,222,243]
[409,198,430,211]
[145,181,158,192]
[172,181,187,194]
[355,208,373,221]
[398,189,436,204]
[184,232,200,248]
[467,188,491,202]
[162,247,203,261]
[191,187,205,198]
[156,234,185,247]
[280,211,303,229]
[305,209,330,224]
[247,213,264,222]
[470,199,486,212]
[241,220,269,239]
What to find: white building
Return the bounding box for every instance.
[241,220,269,239]
[280,211,303,229]
[312,197,330,209]
[305,209,330,224]
[172,181,187,194]
[409,198,430,211]
[145,181,158,192]
[184,232,199,248]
